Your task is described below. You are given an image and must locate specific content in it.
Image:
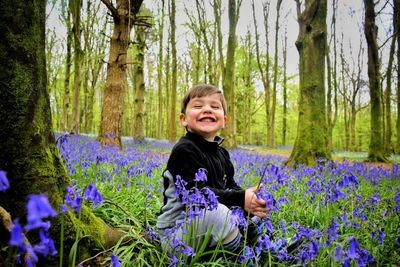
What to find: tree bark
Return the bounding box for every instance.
[396,0,400,153]
[222,0,242,149]
[384,4,397,155]
[270,0,282,148]
[133,19,147,141]
[61,2,72,132]
[0,1,115,265]
[288,0,331,166]
[156,0,165,140]
[98,0,143,147]
[70,0,83,134]
[363,0,388,162]
[169,0,177,142]
[282,29,288,146]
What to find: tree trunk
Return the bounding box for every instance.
[98,0,143,147]
[270,0,282,148]
[0,1,117,265]
[61,4,72,132]
[169,0,177,142]
[133,22,146,141]
[288,0,331,166]
[364,0,388,162]
[222,0,241,149]
[384,7,397,155]
[70,0,83,134]
[157,0,165,140]
[326,0,338,152]
[83,1,107,134]
[282,30,288,146]
[396,0,400,153]
[195,0,214,84]
[214,0,224,83]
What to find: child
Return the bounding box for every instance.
[156,84,269,259]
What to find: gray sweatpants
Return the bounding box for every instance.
[158,203,240,256]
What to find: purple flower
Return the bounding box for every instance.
[145,226,159,242]
[348,237,360,259]
[83,183,104,208]
[238,246,255,264]
[255,234,274,255]
[194,168,207,182]
[111,254,121,267]
[33,229,57,257]
[230,207,247,228]
[60,204,68,213]
[9,220,24,246]
[64,186,83,213]
[168,255,183,267]
[0,170,9,192]
[396,235,400,245]
[25,194,57,230]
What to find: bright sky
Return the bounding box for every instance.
[47,0,392,83]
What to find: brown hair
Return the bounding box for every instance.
[181,84,227,114]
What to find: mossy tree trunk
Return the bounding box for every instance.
[288,0,331,166]
[384,3,397,155]
[98,0,143,147]
[363,0,389,162]
[0,1,118,265]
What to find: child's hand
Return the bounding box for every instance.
[244,185,270,218]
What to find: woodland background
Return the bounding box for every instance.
[45,0,398,163]
[2,1,400,266]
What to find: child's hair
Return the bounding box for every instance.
[181,84,227,114]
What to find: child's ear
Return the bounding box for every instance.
[179,113,188,127]
[222,115,227,128]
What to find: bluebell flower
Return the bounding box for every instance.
[238,246,255,264]
[25,194,57,230]
[230,207,246,228]
[397,235,400,245]
[111,253,121,267]
[60,204,68,213]
[168,255,183,267]
[83,183,104,208]
[64,185,83,213]
[255,234,274,255]
[9,220,24,246]
[201,187,218,210]
[145,226,159,242]
[34,229,57,257]
[348,237,360,259]
[0,170,9,192]
[194,168,207,182]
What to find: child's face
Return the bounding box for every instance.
[179,93,227,141]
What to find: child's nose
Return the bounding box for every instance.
[202,105,212,112]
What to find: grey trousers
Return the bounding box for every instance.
[158,203,240,255]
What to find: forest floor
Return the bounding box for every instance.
[239,145,396,170]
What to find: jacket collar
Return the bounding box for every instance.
[186,131,224,149]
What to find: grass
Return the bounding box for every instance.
[12,133,400,267]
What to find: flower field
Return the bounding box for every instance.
[4,133,400,266]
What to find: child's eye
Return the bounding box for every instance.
[194,105,202,108]
[212,105,221,109]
